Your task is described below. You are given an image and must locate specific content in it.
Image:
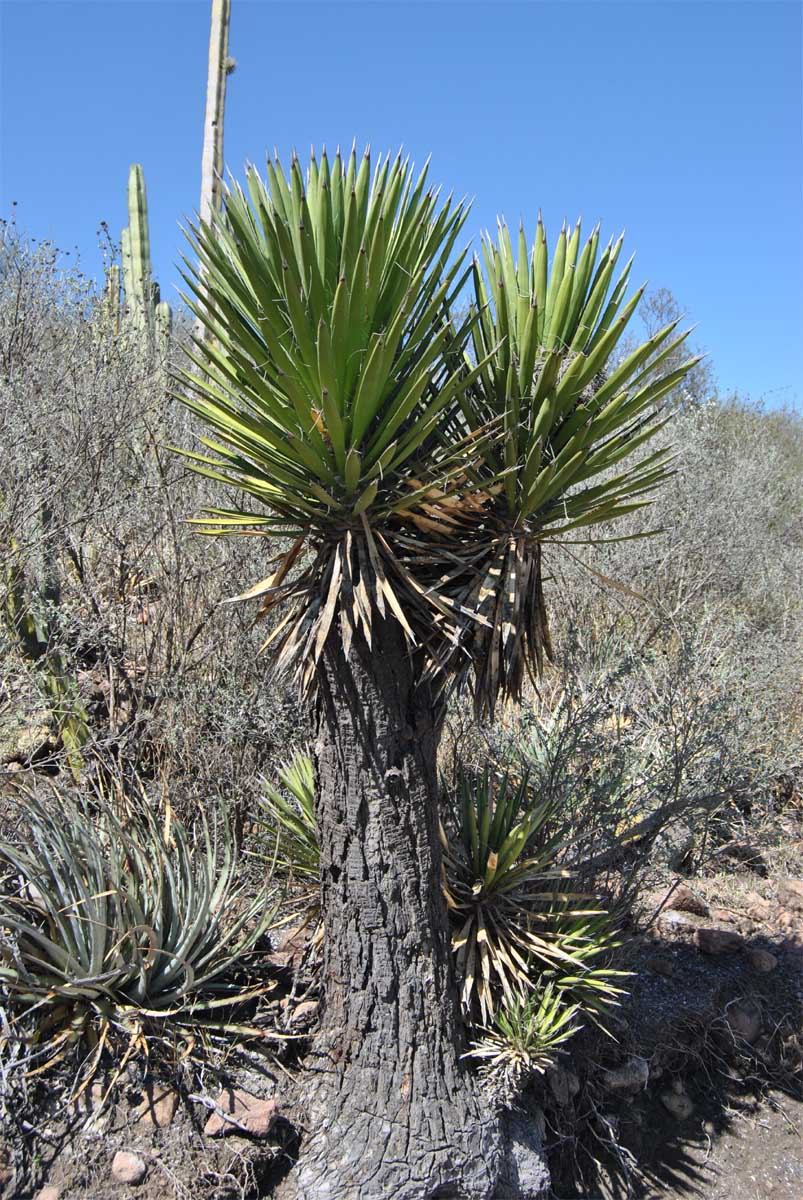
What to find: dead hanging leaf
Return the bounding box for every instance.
[557,545,651,603]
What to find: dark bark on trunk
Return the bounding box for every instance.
[289,617,507,1198]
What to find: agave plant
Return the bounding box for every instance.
[464,982,579,1102]
[257,749,319,881]
[0,782,277,1075]
[438,217,703,715]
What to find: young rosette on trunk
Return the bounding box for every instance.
[438,217,703,716]
[177,147,488,690]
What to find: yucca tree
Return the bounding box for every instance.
[177,147,698,1199]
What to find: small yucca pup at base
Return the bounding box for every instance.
[177,146,698,1199]
[465,983,580,1106]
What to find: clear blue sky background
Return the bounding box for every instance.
[1,0,801,407]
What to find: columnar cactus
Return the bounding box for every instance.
[124,164,151,330]
[198,0,232,345]
[102,164,171,353]
[199,0,231,229]
[103,263,121,336]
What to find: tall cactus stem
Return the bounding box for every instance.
[200,0,231,230]
[103,263,121,336]
[121,227,133,322]
[155,300,172,358]
[127,164,153,334]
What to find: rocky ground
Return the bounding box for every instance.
[539,843,803,1200]
[1,800,801,1199]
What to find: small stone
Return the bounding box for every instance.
[726,999,762,1044]
[136,1083,179,1128]
[778,908,800,931]
[272,924,308,969]
[778,879,803,912]
[547,1066,580,1106]
[646,955,674,977]
[111,1150,147,1185]
[662,883,709,917]
[745,947,777,973]
[603,1056,649,1093]
[660,909,703,932]
[289,1000,319,1026]
[660,1090,694,1120]
[35,1189,60,1200]
[695,927,743,955]
[747,902,772,922]
[203,1089,278,1139]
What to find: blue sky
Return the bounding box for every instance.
[1,0,801,407]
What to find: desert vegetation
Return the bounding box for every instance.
[0,145,801,1200]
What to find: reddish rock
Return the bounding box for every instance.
[111,1150,147,1185]
[695,927,744,955]
[662,883,709,917]
[778,879,803,912]
[136,1083,179,1128]
[745,947,777,973]
[35,1189,60,1200]
[203,1089,278,1139]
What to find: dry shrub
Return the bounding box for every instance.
[0,220,306,813]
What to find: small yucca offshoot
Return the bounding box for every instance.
[438,217,703,716]
[442,767,629,1026]
[258,749,319,881]
[0,783,277,1075]
[465,983,579,1103]
[442,768,582,1024]
[545,906,630,1023]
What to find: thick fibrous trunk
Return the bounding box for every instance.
[291,618,504,1198]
